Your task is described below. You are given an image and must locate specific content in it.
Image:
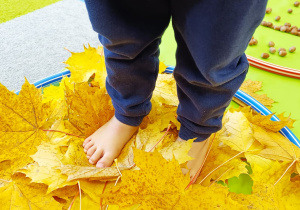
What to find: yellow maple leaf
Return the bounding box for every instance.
[100,149,237,209]
[218,111,258,153]
[231,106,296,132]
[153,74,178,106]
[142,99,179,131]
[0,79,55,172]
[64,82,114,137]
[229,182,280,209]
[0,160,12,182]
[277,179,300,209]
[246,153,291,184]
[64,45,107,88]
[254,125,300,175]
[48,184,79,203]
[277,112,296,129]
[0,173,63,210]
[239,79,275,107]
[19,142,77,193]
[42,76,73,103]
[196,137,248,186]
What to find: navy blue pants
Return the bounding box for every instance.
[85,0,267,141]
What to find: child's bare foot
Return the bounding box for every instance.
[82,115,139,168]
[177,136,211,179]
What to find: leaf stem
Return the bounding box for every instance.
[198,151,244,185]
[100,181,108,210]
[149,124,171,152]
[274,159,296,186]
[42,129,84,138]
[78,181,82,210]
[67,190,79,210]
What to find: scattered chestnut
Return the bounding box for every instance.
[269,41,275,47]
[291,28,298,35]
[279,50,287,57]
[252,39,258,45]
[273,25,281,30]
[278,48,286,52]
[280,26,287,32]
[266,8,272,13]
[269,47,276,54]
[275,16,281,21]
[289,46,296,53]
[261,53,270,59]
[261,21,268,26]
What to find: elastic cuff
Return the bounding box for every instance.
[178,124,211,142]
[114,112,145,127]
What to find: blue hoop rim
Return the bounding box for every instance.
[15,66,300,148]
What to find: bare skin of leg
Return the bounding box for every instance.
[82,115,139,168]
[177,136,211,179]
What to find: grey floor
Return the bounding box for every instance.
[0,0,100,91]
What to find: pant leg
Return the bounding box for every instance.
[85,0,171,126]
[171,0,268,141]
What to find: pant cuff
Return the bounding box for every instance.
[178,124,211,142]
[114,111,145,127]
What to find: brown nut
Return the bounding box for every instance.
[294,1,300,7]
[252,39,258,45]
[286,26,292,32]
[269,47,276,54]
[278,48,286,52]
[267,22,273,27]
[261,21,268,26]
[269,41,275,47]
[275,16,281,21]
[248,40,254,46]
[261,53,270,59]
[266,8,272,13]
[289,46,296,52]
[298,32,300,36]
[284,22,292,27]
[279,50,287,57]
[273,25,281,30]
[288,8,293,13]
[280,26,287,32]
[291,28,298,35]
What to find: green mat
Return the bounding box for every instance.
[159,5,300,138]
[0,0,61,23]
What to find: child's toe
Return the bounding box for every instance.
[96,153,115,168]
[83,138,91,147]
[83,141,94,153]
[87,146,97,156]
[89,149,103,164]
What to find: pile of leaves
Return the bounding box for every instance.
[0,45,299,210]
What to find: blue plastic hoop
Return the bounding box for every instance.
[16,66,300,148]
